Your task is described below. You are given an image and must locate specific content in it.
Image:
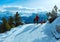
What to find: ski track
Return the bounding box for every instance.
[29,24,41,33]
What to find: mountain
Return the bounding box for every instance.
[0,16,60,42]
[0,11,48,24]
[0,11,13,19]
[21,12,48,23]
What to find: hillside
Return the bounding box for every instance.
[0,17,60,42]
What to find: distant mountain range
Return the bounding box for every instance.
[0,9,48,24]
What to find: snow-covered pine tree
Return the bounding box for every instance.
[46,5,58,23]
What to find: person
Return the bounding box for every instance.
[34,14,39,24]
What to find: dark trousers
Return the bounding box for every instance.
[34,20,38,24]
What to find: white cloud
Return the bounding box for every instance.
[0,5,48,13]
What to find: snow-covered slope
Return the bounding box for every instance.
[0,24,55,42]
[0,17,60,42]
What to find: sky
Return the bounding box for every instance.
[0,0,60,12]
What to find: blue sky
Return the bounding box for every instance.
[0,0,60,11]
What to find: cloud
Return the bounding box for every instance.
[0,5,48,13]
[0,0,60,10]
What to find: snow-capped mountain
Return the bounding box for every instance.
[0,11,14,20]
[21,12,48,23]
[0,10,48,24]
[0,6,48,19]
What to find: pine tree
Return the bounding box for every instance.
[46,12,51,17]
[0,24,5,33]
[14,12,23,26]
[2,17,7,25]
[2,17,11,31]
[54,5,58,12]
[9,16,13,25]
[8,16,15,28]
[2,17,7,31]
[51,9,57,18]
[46,5,58,23]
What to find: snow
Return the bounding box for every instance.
[50,17,60,38]
[0,17,60,42]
